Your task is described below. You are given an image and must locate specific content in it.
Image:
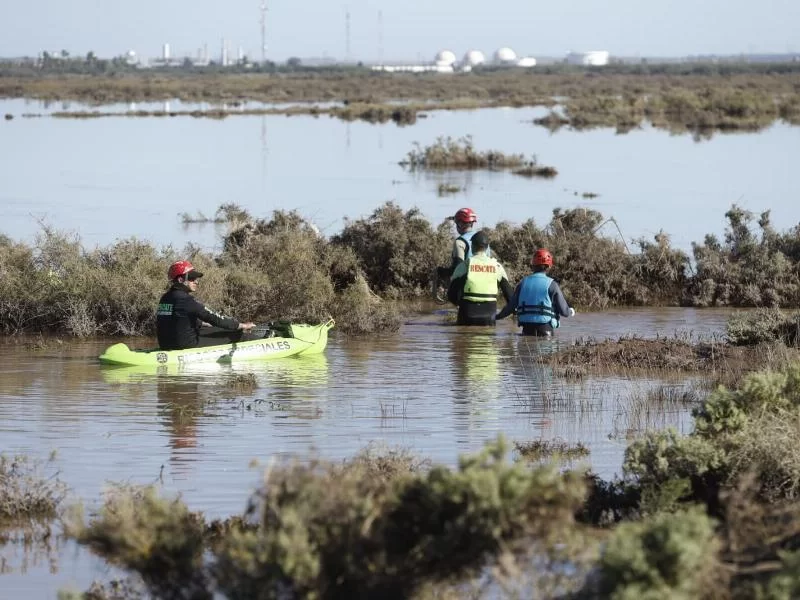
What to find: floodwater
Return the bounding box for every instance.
[0,102,788,596]
[0,306,732,597]
[1,100,798,254]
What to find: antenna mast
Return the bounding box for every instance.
[259,0,267,63]
[345,7,351,62]
[378,10,383,65]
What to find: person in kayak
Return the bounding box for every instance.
[447,231,514,326]
[450,207,492,270]
[496,248,576,336]
[156,260,256,350]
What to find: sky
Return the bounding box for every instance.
[1,0,798,62]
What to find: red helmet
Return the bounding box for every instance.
[168,260,195,281]
[531,248,554,267]
[454,207,477,224]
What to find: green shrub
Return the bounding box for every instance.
[686,207,800,308]
[64,485,210,600]
[589,507,721,600]
[623,429,727,514]
[332,202,450,296]
[66,439,589,600]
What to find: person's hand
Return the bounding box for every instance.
[568,307,576,317]
[239,322,256,331]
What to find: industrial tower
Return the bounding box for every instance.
[260,0,268,63]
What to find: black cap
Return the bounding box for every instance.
[471,231,489,251]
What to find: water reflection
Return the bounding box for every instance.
[155,379,204,475]
[449,329,503,438]
[0,526,62,576]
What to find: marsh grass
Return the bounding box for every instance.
[512,163,559,178]
[0,454,67,525]
[401,136,558,178]
[224,372,258,392]
[533,87,790,136]
[437,182,462,196]
[727,308,800,347]
[180,203,254,225]
[514,439,590,461]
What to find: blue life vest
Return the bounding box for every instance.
[455,230,491,260]
[516,272,558,327]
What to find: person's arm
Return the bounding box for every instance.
[188,297,242,330]
[548,281,573,317]
[447,274,466,306]
[495,264,514,305]
[450,239,467,270]
[496,282,521,320]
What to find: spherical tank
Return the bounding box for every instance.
[435,49,457,66]
[494,47,517,63]
[463,50,485,66]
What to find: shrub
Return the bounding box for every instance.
[67,439,589,600]
[64,485,210,600]
[332,202,450,296]
[0,454,67,525]
[686,206,800,308]
[623,429,727,514]
[587,507,722,600]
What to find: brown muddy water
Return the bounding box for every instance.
[0,306,731,597]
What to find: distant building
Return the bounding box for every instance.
[566,51,610,66]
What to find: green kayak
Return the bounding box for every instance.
[98,319,334,367]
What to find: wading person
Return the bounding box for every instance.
[450,207,492,270]
[156,260,256,350]
[448,231,513,326]
[496,248,576,336]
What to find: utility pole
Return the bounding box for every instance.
[260,0,268,63]
[345,7,351,62]
[378,10,384,65]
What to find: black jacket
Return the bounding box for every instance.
[156,284,240,350]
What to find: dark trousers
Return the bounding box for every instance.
[457,301,497,326]
[521,323,555,337]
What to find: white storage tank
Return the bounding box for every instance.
[435,49,457,67]
[463,50,486,67]
[494,47,517,64]
[516,56,537,67]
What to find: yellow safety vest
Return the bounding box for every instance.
[462,254,499,303]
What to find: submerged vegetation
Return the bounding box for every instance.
[533,87,800,137]
[401,136,557,178]
[2,65,799,135]
[3,202,800,337]
[514,439,590,461]
[0,454,67,526]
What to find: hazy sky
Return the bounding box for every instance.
[2,0,798,61]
